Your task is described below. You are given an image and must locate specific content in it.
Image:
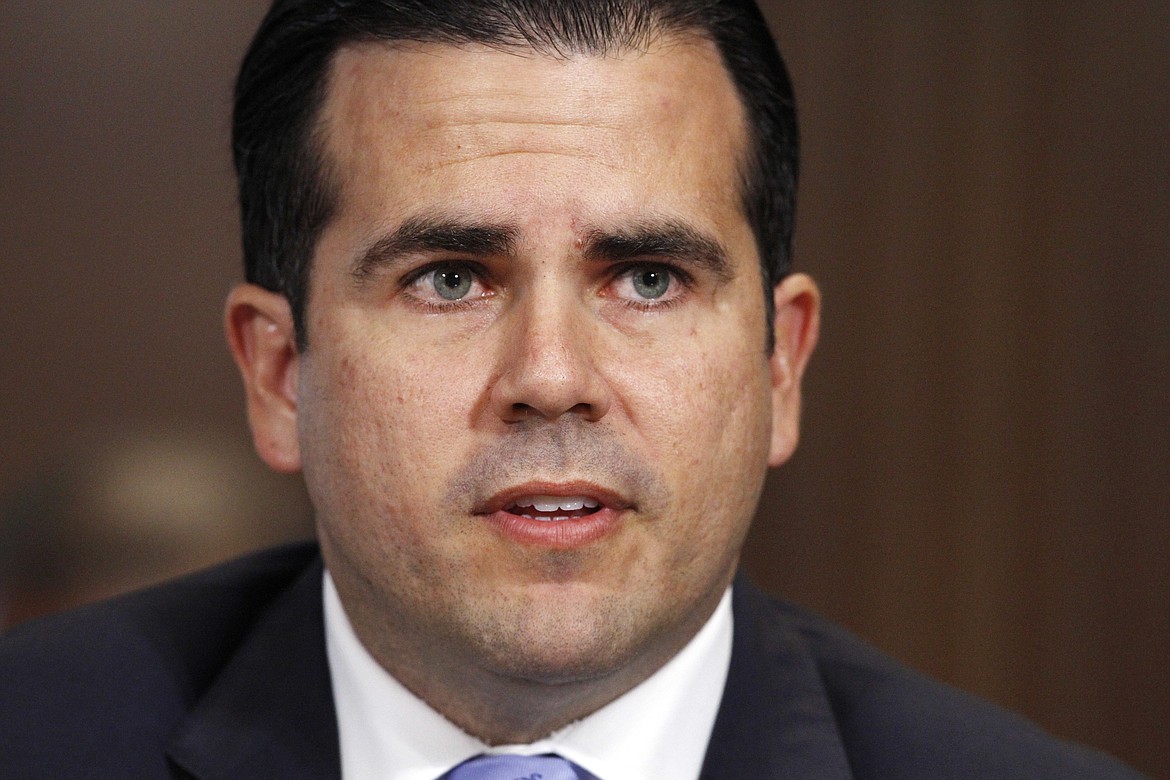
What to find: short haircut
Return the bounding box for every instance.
[234,0,798,348]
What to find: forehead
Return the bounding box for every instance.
[317,36,751,242]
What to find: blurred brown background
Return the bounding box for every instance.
[1,2,1166,775]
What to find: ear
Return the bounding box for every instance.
[224,284,302,473]
[768,273,821,467]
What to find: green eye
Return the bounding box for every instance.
[631,267,670,299]
[433,265,473,300]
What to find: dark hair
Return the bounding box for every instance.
[233,0,797,348]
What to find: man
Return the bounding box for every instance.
[0,1,1144,777]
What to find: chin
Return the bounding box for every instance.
[480,633,640,688]
[464,593,657,686]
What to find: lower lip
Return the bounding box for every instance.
[480,507,622,549]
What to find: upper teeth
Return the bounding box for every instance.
[523,495,601,512]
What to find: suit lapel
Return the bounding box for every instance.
[700,577,853,779]
[166,557,340,779]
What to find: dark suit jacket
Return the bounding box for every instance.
[0,542,1144,779]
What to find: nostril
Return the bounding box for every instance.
[490,355,611,423]
[503,400,597,423]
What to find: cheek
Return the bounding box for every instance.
[297,337,469,545]
[311,323,477,438]
[606,317,773,536]
[617,314,771,451]
[623,347,769,575]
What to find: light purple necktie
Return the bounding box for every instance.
[443,753,589,780]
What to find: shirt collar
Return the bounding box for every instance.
[324,572,732,780]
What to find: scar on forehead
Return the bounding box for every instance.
[421,147,626,174]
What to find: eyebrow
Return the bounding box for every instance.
[582,220,733,282]
[351,215,518,282]
[350,214,733,283]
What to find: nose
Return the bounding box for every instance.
[489,293,612,424]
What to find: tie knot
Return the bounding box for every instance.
[444,753,582,780]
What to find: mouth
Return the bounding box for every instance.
[475,483,628,548]
[505,494,602,522]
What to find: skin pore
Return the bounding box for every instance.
[226,34,819,743]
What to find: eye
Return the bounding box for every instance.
[405,261,491,307]
[610,263,686,307]
[432,264,473,300]
[630,267,671,299]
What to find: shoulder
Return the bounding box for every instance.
[0,541,321,777]
[731,580,1146,779]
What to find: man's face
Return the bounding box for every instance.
[232,35,817,718]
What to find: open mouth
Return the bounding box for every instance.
[506,495,602,522]
[480,485,623,547]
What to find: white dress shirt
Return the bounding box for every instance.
[324,572,732,780]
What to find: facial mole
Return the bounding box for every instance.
[339,356,359,385]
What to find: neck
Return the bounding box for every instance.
[361,611,714,745]
[390,662,645,744]
[341,586,727,745]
